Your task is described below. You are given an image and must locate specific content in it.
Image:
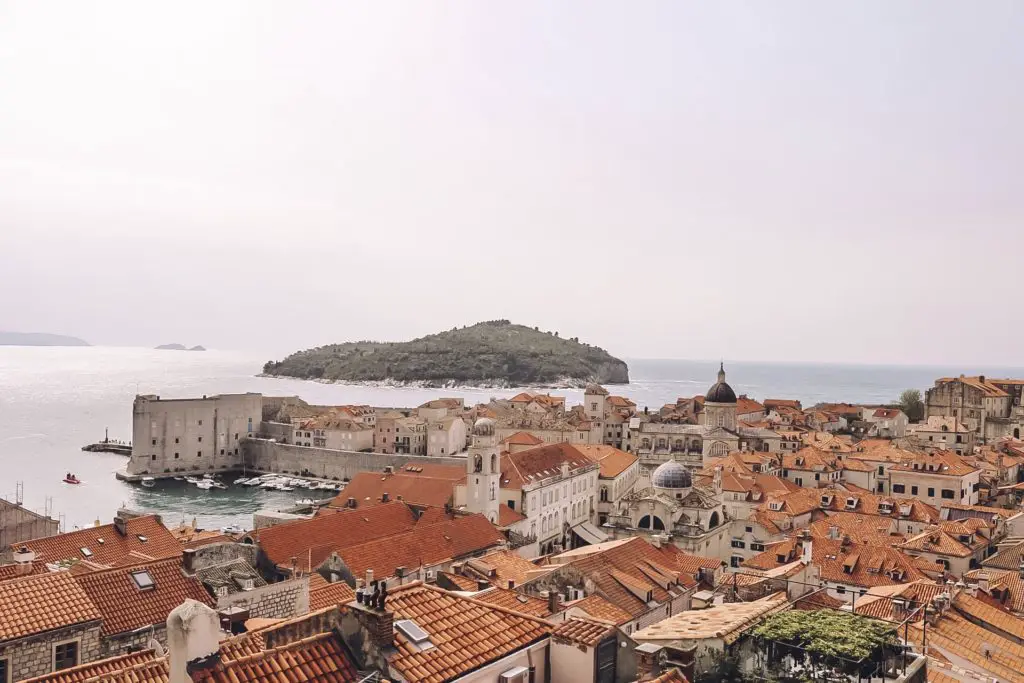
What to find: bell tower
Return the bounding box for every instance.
[466,418,501,524]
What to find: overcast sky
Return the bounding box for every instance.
[1,2,1021,365]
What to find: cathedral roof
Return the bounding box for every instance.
[705,363,737,404]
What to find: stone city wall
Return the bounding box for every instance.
[242,439,465,481]
[217,576,310,619]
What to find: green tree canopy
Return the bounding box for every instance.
[898,388,925,421]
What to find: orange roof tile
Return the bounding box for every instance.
[385,583,552,683]
[648,669,689,683]
[575,444,638,479]
[19,649,160,683]
[308,574,356,611]
[327,470,459,509]
[498,503,526,526]
[19,515,181,567]
[501,443,598,489]
[465,549,547,588]
[567,594,633,625]
[502,431,545,446]
[0,571,101,642]
[474,587,553,617]
[192,632,360,683]
[251,500,421,573]
[744,537,928,588]
[553,617,614,646]
[72,557,214,637]
[909,612,1024,683]
[335,513,505,581]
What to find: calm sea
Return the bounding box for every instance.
[1,347,1020,532]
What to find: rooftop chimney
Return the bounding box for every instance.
[182,548,197,574]
[113,514,128,537]
[347,497,357,509]
[365,569,374,587]
[381,492,389,503]
[635,643,664,680]
[167,599,222,683]
[548,590,559,614]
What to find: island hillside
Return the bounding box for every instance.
[263,320,629,387]
[0,331,90,347]
[155,343,207,351]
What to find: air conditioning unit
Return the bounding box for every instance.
[425,570,436,582]
[499,666,530,683]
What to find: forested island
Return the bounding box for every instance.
[262,320,629,387]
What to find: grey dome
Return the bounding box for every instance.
[705,362,737,404]
[473,417,496,436]
[652,460,692,490]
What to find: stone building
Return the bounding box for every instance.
[0,564,103,682]
[0,497,59,549]
[290,414,374,451]
[606,461,732,559]
[925,375,1024,441]
[129,393,262,476]
[375,411,427,455]
[631,366,781,474]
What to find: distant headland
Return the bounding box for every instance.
[0,331,90,347]
[262,320,629,388]
[155,343,206,351]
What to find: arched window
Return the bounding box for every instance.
[1015,428,1021,439]
[708,511,720,529]
[639,515,652,529]
[657,438,666,448]
[473,455,482,473]
[490,453,498,472]
[600,486,609,503]
[709,441,728,457]
[641,438,651,449]
[673,439,683,451]
[652,516,665,531]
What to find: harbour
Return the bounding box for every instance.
[4,344,1024,532]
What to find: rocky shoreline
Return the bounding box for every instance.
[257,373,628,390]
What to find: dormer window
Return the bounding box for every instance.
[215,585,229,598]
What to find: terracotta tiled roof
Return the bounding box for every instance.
[744,537,927,588]
[20,649,160,683]
[251,500,421,573]
[985,539,1024,570]
[763,486,939,524]
[553,617,614,646]
[889,448,979,477]
[608,395,636,408]
[326,470,459,509]
[502,431,545,446]
[953,591,1024,641]
[765,399,801,410]
[551,538,690,618]
[437,570,479,591]
[807,513,903,546]
[576,445,637,479]
[501,443,598,490]
[899,528,980,558]
[192,632,360,683]
[73,557,214,637]
[335,513,505,581]
[465,549,547,588]
[909,612,1024,683]
[792,589,845,611]
[498,503,526,526]
[965,568,1024,614]
[385,582,552,683]
[19,515,181,567]
[653,545,722,580]
[852,580,945,621]
[0,560,49,582]
[647,669,689,683]
[474,587,553,617]
[566,594,633,625]
[0,571,101,642]
[308,574,356,611]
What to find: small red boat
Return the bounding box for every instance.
[63,475,81,485]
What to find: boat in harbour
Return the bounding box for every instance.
[141,477,156,488]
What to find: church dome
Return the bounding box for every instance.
[651,460,692,490]
[705,362,737,404]
[472,417,496,437]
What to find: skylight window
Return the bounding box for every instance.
[130,570,155,590]
[394,619,433,650]
[137,535,148,543]
[80,547,93,558]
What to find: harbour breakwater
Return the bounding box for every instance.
[118,438,466,483]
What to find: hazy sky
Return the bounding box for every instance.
[1,2,1021,365]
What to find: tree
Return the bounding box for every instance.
[898,389,925,422]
